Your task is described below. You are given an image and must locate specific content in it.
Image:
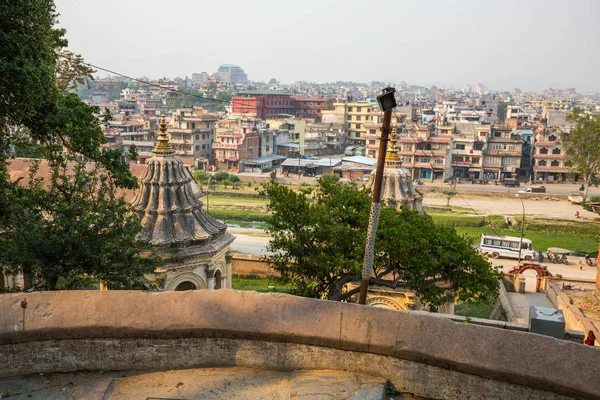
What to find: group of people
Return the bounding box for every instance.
[545,250,568,264]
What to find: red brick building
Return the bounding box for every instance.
[231,91,334,122]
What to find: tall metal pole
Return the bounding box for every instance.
[358,109,392,305]
[206,174,214,214]
[516,194,525,262]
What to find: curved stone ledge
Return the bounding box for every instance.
[0,290,598,399]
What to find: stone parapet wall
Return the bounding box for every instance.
[1,290,598,400]
[546,283,598,346]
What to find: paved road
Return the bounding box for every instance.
[229,227,597,282]
[423,182,600,197]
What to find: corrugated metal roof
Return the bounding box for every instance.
[341,156,378,166]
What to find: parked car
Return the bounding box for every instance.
[518,186,546,193]
[503,179,520,187]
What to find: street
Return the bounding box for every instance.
[229,227,597,282]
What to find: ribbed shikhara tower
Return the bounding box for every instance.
[131,115,234,291]
[366,127,426,215]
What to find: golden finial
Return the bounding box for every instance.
[153,114,174,155]
[385,125,401,166]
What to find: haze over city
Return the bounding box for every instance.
[54,0,600,92]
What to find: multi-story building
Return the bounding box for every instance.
[292,97,335,122]
[321,101,373,145]
[213,119,260,171]
[231,91,334,122]
[532,125,575,182]
[363,110,408,158]
[169,108,217,170]
[397,123,451,181]
[482,125,523,180]
[217,64,248,84]
[231,91,294,120]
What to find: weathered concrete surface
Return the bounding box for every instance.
[0,368,387,400]
[0,290,598,399]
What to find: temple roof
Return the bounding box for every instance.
[130,115,234,249]
[366,127,426,215]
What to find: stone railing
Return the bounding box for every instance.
[546,283,599,346]
[1,290,598,399]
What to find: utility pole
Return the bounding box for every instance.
[516,194,525,262]
[358,87,396,305]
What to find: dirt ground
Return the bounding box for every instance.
[424,194,599,220]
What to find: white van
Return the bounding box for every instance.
[479,234,535,260]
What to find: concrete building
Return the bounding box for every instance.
[169,108,217,170]
[321,101,373,145]
[483,125,523,180]
[217,64,248,84]
[213,119,260,171]
[532,125,576,182]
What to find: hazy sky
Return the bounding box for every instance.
[54,0,599,92]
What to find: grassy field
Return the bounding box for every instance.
[454,300,497,319]
[208,193,600,254]
[232,276,291,293]
[454,226,598,254]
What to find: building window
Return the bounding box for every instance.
[552,148,561,154]
[539,160,547,166]
[551,160,560,167]
[348,107,353,112]
[195,145,200,151]
[357,107,361,112]
[485,156,500,164]
[504,157,516,165]
[202,144,206,150]
[419,157,430,163]
[355,124,361,129]
[434,158,444,164]
[454,144,466,150]
[356,115,361,121]
[369,129,376,135]
[403,144,412,151]
[229,150,236,156]
[368,140,376,145]
[195,135,199,140]
[403,156,411,163]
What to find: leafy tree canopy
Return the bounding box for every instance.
[564,109,600,200]
[0,0,156,290]
[259,175,501,307]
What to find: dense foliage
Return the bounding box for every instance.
[563,109,600,200]
[0,1,156,290]
[259,175,501,307]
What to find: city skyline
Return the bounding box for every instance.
[55,0,599,92]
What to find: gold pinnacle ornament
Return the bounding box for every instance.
[153,114,174,155]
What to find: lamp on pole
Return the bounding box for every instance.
[206,173,214,214]
[515,194,525,262]
[358,87,396,305]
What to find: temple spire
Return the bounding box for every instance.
[385,126,402,168]
[153,114,175,156]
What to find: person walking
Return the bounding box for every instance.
[585,330,596,346]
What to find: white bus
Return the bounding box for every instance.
[479,234,535,260]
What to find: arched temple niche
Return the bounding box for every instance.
[165,272,207,292]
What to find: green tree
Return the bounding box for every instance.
[564,109,600,200]
[56,50,96,93]
[1,158,157,290]
[443,190,457,206]
[0,1,156,290]
[259,176,500,306]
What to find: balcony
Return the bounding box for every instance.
[483,149,521,157]
[451,161,471,167]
